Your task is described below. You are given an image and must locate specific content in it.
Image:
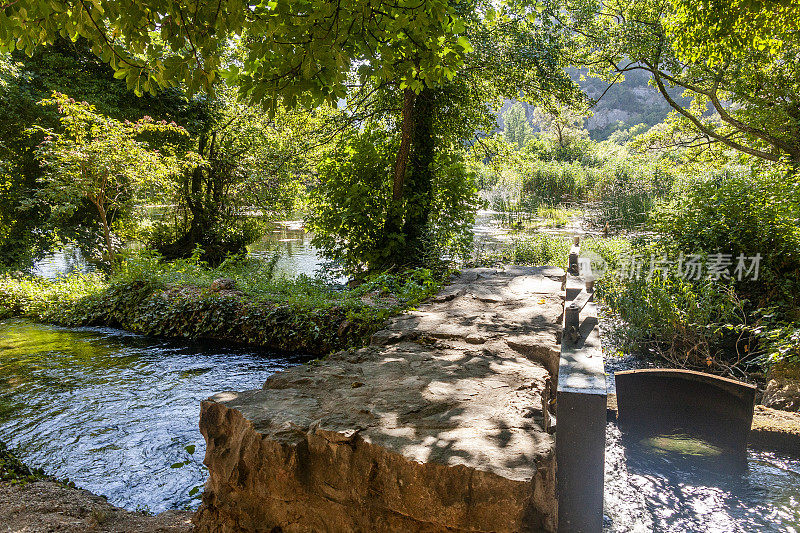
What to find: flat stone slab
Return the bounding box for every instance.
[195,266,565,533]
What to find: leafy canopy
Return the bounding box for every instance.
[0,0,473,106]
[570,0,800,166]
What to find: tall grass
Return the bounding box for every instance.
[470,233,630,271]
[591,159,672,230]
[521,161,599,205]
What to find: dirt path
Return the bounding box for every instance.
[0,480,193,533]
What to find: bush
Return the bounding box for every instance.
[471,233,571,268]
[652,166,800,312]
[0,271,107,322]
[0,253,449,355]
[591,158,673,230]
[306,126,397,273]
[520,161,595,205]
[597,266,752,374]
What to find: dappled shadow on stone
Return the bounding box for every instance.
[195,266,565,533]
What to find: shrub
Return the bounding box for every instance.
[520,161,595,204]
[306,126,397,273]
[652,166,800,312]
[308,126,479,274]
[598,266,752,373]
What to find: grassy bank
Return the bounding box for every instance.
[0,254,447,356]
[473,229,798,381]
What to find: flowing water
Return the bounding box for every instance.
[0,319,308,513]
[604,424,800,532]
[11,214,800,525]
[600,310,800,532]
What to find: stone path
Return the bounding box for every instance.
[195,266,565,533]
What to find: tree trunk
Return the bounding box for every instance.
[392,88,417,201]
[92,197,114,262]
[188,132,209,243]
[379,88,418,270]
[403,87,436,265]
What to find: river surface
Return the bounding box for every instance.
[32,213,510,280]
[11,214,800,527]
[32,220,332,280]
[0,319,308,513]
[604,424,800,532]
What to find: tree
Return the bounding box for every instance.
[34,92,186,261]
[0,0,585,268]
[568,0,800,167]
[0,38,206,267]
[529,98,592,162]
[503,102,532,149]
[0,0,472,184]
[302,0,583,271]
[155,86,338,263]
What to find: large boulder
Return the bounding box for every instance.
[194,266,565,533]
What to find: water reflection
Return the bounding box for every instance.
[247,220,329,279]
[31,243,94,279]
[604,423,800,532]
[0,319,308,512]
[30,214,510,281]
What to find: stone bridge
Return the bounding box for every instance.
[194,266,570,533]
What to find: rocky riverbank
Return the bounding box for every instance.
[0,441,192,533]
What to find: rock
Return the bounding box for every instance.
[749,405,800,453]
[195,265,565,533]
[465,333,487,344]
[762,363,800,412]
[209,278,236,292]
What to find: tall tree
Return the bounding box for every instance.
[503,102,532,149]
[0,0,478,267]
[0,38,197,266]
[33,93,186,261]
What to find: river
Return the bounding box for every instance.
[0,319,308,513]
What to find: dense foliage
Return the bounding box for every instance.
[0,253,447,354]
[0,0,796,379]
[34,93,187,261]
